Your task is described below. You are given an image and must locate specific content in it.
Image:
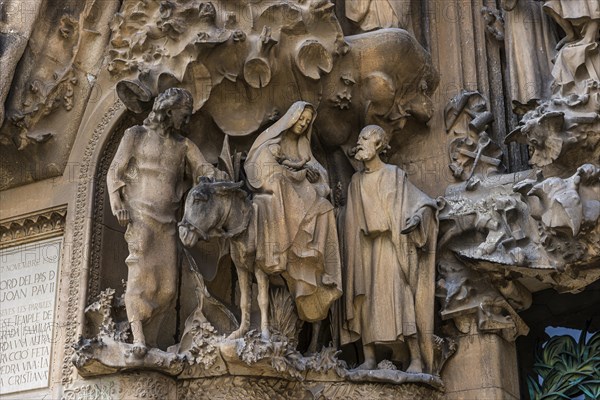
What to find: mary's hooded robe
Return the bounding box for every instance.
[245,101,342,322]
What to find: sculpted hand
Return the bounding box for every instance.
[115,209,130,227]
[401,215,421,234]
[282,157,310,171]
[306,166,320,183]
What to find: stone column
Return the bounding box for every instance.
[442,321,520,400]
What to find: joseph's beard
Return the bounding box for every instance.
[354,150,370,161]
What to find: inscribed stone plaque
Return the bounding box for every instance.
[0,237,62,395]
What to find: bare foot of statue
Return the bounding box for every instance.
[356,344,377,370]
[227,327,247,340]
[129,321,147,358]
[406,358,423,374]
[355,359,377,370]
[131,341,148,358]
[261,328,271,341]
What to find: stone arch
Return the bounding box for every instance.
[86,110,142,305]
[56,89,129,387]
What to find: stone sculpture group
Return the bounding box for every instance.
[64,0,598,395]
[108,91,440,380]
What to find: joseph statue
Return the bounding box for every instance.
[341,125,439,374]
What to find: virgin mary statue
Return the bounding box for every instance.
[245,101,342,323]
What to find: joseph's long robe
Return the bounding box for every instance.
[345,0,412,32]
[341,164,438,373]
[543,0,600,20]
[504,0,557,104]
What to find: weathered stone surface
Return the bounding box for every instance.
[178,376,443,400]
[0,237,63,395]
[0,0,121,190]
[442,328,520,400]
[1,1,599,400]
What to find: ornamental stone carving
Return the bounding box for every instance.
[3,1,599,399]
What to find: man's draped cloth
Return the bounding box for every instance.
[341,164,438,373]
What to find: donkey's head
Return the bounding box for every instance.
[179,179,248,248]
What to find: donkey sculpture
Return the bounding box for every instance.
[179,178,326,351]
[178,179,262,340]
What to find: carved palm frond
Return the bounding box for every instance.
[528,322,600,400]
[218,134,235,180]
[269,288,301,346]
[218,134,243,182]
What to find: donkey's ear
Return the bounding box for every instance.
[213,181,244,193]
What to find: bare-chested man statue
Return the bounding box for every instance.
[108,88,218,357]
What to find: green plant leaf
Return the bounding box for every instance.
[579,383,600,399]
[529,326,600,400]
[539,391,574,399]
[528,375,542,400]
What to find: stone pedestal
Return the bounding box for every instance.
[442,330,520,400]
[59,373,443,400]
[61,372,177,400]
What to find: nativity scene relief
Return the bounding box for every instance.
[51,0,599,399]
[77,92,448,389]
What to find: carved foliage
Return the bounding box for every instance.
[109,0,345,136]
[62,382,116,400]
[62,373,172,400]
[178,377,443,400]
[183,322,221,369]
[506,82,600,171]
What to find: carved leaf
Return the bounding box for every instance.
[255,4,303,41]
[530,134,563,167]
[243,57,272,89]
[295,40,333,80]
[218,135,235,179]
[269,288,300,346]
[116,79,153,113]
[362,72,395,118]
[185,62,212,112]
[204,79,268,136]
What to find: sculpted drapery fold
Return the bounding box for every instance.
[341,125,439,374]
[245,101,343,322]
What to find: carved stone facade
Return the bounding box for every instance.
[1,1,598,399]
[0,206,66,249]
